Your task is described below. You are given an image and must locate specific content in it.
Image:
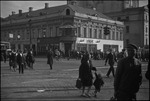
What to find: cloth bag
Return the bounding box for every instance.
[75,78,82,89]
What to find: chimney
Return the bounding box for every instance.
[19,10,22,15]
[29,7,33,12]
[45,3,49,9]
[12,11,15,15]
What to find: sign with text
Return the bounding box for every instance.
[77,38,101,44]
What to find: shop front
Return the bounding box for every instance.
[76,38,123,53]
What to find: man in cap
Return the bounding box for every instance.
[114,44,142,100]
[105,48,117,77]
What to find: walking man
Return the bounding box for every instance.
[16,50,24,74]
[47,48,53,70]
[105,49,117,77]
[114,44,142,100]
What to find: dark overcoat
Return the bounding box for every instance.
[79,60,93,87]
[93,73,104,92]
[114,57,142,97]
[105,53,117,65]
[47,51,53,65]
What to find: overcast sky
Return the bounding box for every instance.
[0,0,148,18]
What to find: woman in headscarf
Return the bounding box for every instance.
[79,53,93,97]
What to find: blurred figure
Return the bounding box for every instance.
[92,67,104,97]
[118,49,127,60]
[145,61,149,80]
[8,50,13,70]
[47,48,53,70]
[26,49,35,69]
[79,53,93,97]
[11,49,17,72]
[16,50,24,74]
[114,44,142,100]
[105,49,117,77]
[55,49,60,61]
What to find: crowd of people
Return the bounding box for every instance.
[7,49,35,74]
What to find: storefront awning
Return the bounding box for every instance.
[59,25,76,29]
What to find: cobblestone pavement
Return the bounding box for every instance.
[1,58,149,101]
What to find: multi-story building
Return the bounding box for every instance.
[68,0,149,48]
[1,3,124,55]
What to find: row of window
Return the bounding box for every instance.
[77,27,123,40]
[2,26,123,41]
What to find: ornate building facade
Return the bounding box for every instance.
[67,0,149,48]
[1,3,124,55]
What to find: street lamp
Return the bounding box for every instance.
[17,34,21,50]
[17,34,20,39]
[28,19,32,49]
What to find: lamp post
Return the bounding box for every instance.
[28,19,32,49]
[17,34,21,50]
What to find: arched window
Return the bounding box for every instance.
[66,9,70,15]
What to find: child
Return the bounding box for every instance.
[92,67,104,97]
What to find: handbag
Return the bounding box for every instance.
[75,78,82,89]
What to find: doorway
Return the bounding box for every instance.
[64,43,72,56]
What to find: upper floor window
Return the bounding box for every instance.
[94,29,97,38]
[99,29,102,39]
[120,32,123,40]
[112,31,115,40]
[89,28,92,38]
[66,9,70,15]
[77,27,81,37]
[83,28,86,38]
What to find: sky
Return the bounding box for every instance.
[0,0,148,18]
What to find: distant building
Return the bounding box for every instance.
[68,0,149,48]
[1,3,124,55]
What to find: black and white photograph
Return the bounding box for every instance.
[1,0,149,101]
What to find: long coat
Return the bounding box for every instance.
[79,60,93,87]
[26,52,34,63]
[114,57,142,97]
[47,51,53,65]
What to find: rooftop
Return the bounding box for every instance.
[4,4,112,21]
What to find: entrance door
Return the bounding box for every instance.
[64,43,71,56]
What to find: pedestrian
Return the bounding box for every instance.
[16,50,24,74]
[114,43,142,100]
[23,50,27,69]
[92,67,104,97]
[55,49,60,61]
[79,53,93,97]
[105,48,117,77]
[47,48,53,70]
[145,61,149,80]
[11,50,17,72]
[8,50,13,70]
[118,49,127,60]
[26,49,35,69]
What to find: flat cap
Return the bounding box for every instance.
[127,44,138,50]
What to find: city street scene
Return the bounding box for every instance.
[1,0,149,101]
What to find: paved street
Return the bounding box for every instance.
[1,58,149,101]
